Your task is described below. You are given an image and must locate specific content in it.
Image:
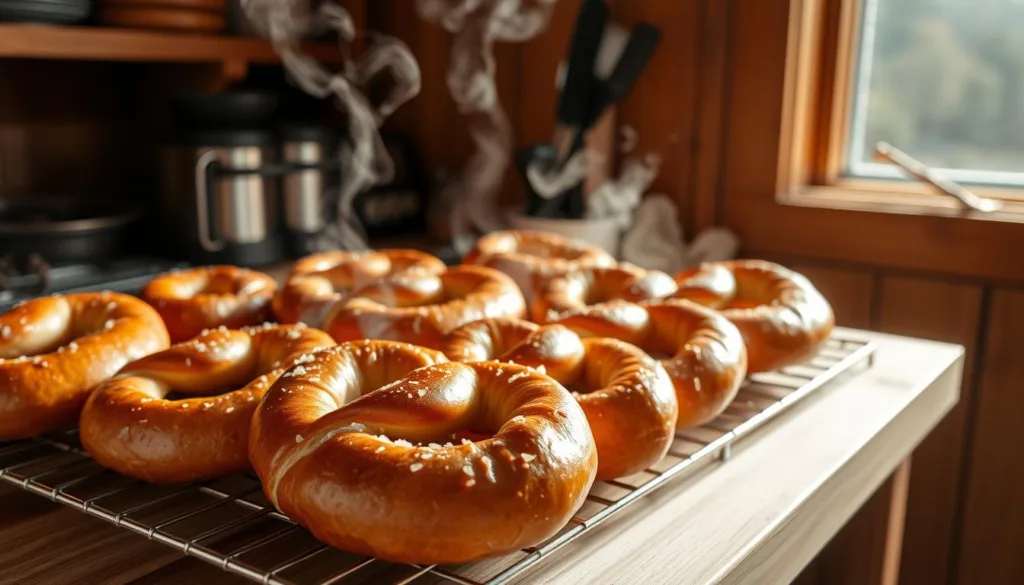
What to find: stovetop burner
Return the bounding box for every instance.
[0,254,189,311]
[0,253,51,298]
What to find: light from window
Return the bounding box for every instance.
[847,0,1024,187]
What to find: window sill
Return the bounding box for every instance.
[782,184,1024,225]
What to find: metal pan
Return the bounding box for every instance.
[0,197,142,265]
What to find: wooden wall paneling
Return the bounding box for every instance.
[516,0,576,152]
[494,41,523,207]
[370,3,459,177]
[0,59,143,198]
[786,262,875,329]
[870,276,983,585]
[956,288,1024,585]
[816,459,912,585]
[691,0,732,234]
[614,0,700,232]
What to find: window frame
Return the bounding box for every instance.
[779,0,1024,214]
[715,0,1024,283]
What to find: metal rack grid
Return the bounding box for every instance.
[0,333,876,585]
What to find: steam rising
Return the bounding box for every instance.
[417,0,558,253]
[241,0,421,251]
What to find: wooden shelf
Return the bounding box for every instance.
[0,23,344,65]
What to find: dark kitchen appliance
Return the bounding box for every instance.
[0,0,91,24]
[351,133,429,239]
[159,127,286,266]
[0,196,141,265]
[280,123,340,256]
[0,254,187,313]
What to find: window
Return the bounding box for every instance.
[845,0,1024,188]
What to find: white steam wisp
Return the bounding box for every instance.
[417,0,558,253]
[241,0,421,251]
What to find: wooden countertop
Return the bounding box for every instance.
[0,330,963,585]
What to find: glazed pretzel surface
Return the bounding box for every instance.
[249,340,597,565]
[531,264,678,324]
[549,300,748,429]
[463,230,616,301]
[141,265,278,343]
[273,249,446,325]
[80,324,334,483]
[0,292,170,440]
[323,265,526,348]
[443,319,678,480]
[674,260,834,372]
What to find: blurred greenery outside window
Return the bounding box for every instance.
[848,0,1024,188]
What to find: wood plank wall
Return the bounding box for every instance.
[369,2,1024,584]
[0,0,1014,582]
[368,0,708,237]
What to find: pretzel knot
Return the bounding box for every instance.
[463,229,616,301]
[272,249,447,326]
[249,340,597,565]
[442,319,677,480]
[547,300,749,429]
[673,260,834,372]
[322,265,526,348]
[531,264,678,324]
[0,292,170,440]
[141,265,278,343]
[79,324,334,483]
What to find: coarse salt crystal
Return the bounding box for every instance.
[508,372,528,383]
[1,326,10,338]
[417,389,425,397]
[410,463,424,472]
[394,439,413,447]
[376,446,386,453]
[466,479,476,487]
[521,453,536,462]
[225,407,235,413]
[462,464,474,476]
[295,434,304,443]
[428,443,442,449]
[511,415,526,424]
[461,438,472,445]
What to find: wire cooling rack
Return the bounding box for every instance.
[0,333,876,585]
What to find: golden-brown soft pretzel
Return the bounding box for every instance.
[462,230,616,301]
[79,324,334,483]
[273,249,447,325]
[532,264,677,329]
[0,292,170,440]
[445,321,677,480]
[323,265,526,348]
[141,265,278,343]
[670,262,736,309]
[249,340,597,565]
[551,300,747,429]
[674,260,834,372]
[439,317,539,363]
